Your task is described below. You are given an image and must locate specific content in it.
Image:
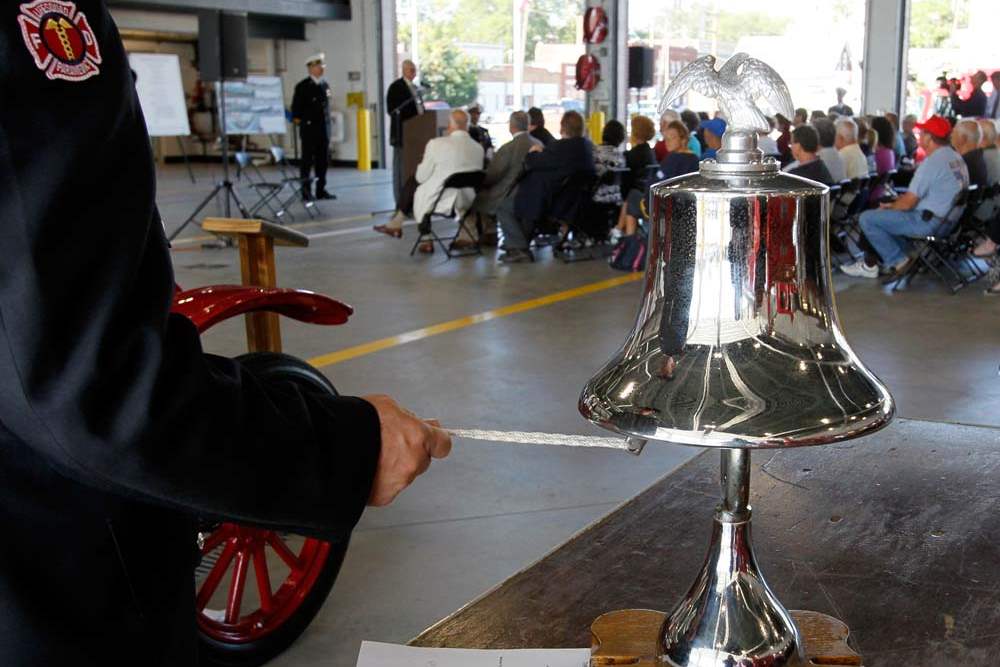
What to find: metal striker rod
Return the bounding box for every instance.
[719,448,751,521]
[445,429,647,455]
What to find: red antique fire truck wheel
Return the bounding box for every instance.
[195,353,351,667]
[196,526,331,643]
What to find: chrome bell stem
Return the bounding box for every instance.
[658,449,806,666]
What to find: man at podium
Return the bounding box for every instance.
[386,60,425,205]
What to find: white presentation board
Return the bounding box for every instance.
[128,53,191,137]
[220,76,287,135]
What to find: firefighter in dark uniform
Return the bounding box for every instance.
[291,52,335,200]
[0,3,450,665]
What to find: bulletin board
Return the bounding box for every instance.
[220,76,287,135]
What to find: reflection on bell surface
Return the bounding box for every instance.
[579,162,893,448]
[578,53,894,667]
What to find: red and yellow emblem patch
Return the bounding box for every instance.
[18,0,102,82]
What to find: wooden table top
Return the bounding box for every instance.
[411,418,1000,666]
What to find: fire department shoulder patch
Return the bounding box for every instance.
[18,0,102,82]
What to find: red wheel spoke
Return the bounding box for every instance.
[196,539,238,612]
[201,525,233,554]
[266,532,302,571]
[197,529,332,645]
[252,541,274,613]
[225,547,250,624]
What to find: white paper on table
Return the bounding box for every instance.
[356,641,591,667]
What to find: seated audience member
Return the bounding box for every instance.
[828,87,854,117]
[902,114,919,158]
[699,117,726,159]
[374,109,484,251]
[458,111,541,248]
[593,120,627,205]
[659,121,700,180]
[774,113,792,164]
[988,71,1000,120]
[977,119,1000,185]
[785,125,834,184]
[869,116,898,201]
[681,109,703,155]
[972,118,1000,284]
[973,119,1000,224]
[810,110,827,122]
[623,115,657,193]
[757,117,780,157]
[952,119,989,189]
[655,110,702,161]
[812,117,846,182]
[496,111,594,263]
[467,104,494,157]
[793,108,809,128]
[654,109,680,162]
[835,117,870,180]
[612,119,700,241]
[859,117,878,172]
[950,71,988,118]
[840,116,969,281]
[885,112,907,160]
[611,115,658,238]
[527,107,556,146]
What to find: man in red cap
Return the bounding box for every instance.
[840,115,969,282]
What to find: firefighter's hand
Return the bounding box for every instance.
[363,395,451,506]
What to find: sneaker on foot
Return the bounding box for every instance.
[840,259,878,279]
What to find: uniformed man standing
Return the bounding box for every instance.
[291,52,335,200]
[0,3,449,664]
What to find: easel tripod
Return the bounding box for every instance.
[167,15,247,243]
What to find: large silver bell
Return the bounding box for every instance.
[579,138,892,446]
[579,54,893,667]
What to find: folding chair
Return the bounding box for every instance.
[269,146,319,219]
[891,187,974,294]
[536,170,597,262]
[832,175,874,248]
[410,170,486,258]
[234,152,287,223]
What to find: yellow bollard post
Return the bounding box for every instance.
[588,111,606,144]
[356,107,371,172]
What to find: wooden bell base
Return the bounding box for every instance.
[590,609,862,666]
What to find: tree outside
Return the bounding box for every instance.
[420,43,479,108]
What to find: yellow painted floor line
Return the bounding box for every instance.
[308,273,642,368]
[170,213,375,246]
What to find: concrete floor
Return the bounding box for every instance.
[162,164,999,667]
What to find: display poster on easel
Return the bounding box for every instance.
[220,76,287,135]
[128,53,191,137]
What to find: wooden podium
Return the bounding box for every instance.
[201,217,308,353]
[402,108,451,184]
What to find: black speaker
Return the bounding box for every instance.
[628,46,655,89]
[198,11,248,82]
